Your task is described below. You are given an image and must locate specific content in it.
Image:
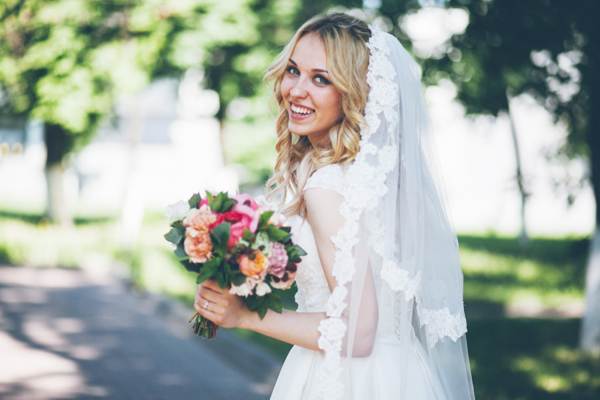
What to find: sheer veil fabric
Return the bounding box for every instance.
[306,26,476,399]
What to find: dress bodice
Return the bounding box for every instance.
[288,215,330,312]
[287,164,346,313]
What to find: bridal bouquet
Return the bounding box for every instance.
[164,192,305,338]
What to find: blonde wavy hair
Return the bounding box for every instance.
[264,12,371,217]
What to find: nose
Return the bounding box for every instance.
[289,77,308,99]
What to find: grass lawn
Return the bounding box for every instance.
[0,208,597,399]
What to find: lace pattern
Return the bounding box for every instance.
[287,216,330,313]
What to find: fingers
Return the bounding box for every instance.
[198,284,229,307]
[201,280,224,294]
[194,295,225,315]
[195,304,222,325]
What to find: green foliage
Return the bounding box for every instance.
[206,192,236,213]
[195,256,222,284]
[0,0,327,167]
[257,210,274,231]
[266,223,290,242]
[164,225,184,245]
[210,222,231,253]
[187,193,202,209]
[285,244,306,263]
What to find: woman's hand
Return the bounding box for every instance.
[194,280,248,329]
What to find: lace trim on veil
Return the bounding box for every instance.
[314,27,467,399]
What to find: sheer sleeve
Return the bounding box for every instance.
[304,165,378,359]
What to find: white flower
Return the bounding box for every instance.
[255,281,272,297]
[229,281,253,297]
[254,232,272,257]
[165,200,191,223]
[269,211,287,226]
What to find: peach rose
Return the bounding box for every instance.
[183,205,216,263]
[184,229,213,263]
[183,205,216,231]
[238,251,267,278]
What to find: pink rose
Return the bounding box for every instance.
[233,194,260,232]
[268,242,288,278]
[228,221,247,249]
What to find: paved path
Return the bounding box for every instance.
[0,265,280,400]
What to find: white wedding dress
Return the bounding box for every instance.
[270,164,447,400]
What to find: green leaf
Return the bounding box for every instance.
[216,271,226,288]
[266,224,290,242]
[245,296,258,310]
[210,222,231,251]
[293,244,307,257]
[232,273,246,286]
[182,260,200,273]
[174,244,188,261]
[196,257,222,283]
[242,228,255,242]
[221,198,237,212]
[164,226,184,245]
[188,193,202,208]
[170,220,183,229]
[258,305,268,319]
[257,210,274,231]
[207,191,225,212]
[269,295,283,313]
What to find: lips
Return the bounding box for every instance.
[289,102,315,122]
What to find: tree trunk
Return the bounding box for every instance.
[580,19,600,351]
[581,44,600,352]
[44,123,75,226]
[117,97,145,249]
[506,93,529,246]
[581,230,600,352]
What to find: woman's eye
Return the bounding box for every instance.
[286,66,299,75]
[314,75,330,85]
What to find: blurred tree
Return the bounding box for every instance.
[366,0,600,351]
[0,0,322,224]
[0,0,166,224]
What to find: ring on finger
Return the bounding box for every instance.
[203,299,209,310]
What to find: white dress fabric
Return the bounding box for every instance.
[270,164,447,400]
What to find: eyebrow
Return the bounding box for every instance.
[289,58,329,74]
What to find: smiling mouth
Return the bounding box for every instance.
[290,103,315,117]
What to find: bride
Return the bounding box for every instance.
[194,12,476,399]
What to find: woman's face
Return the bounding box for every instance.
[280,32,342,146]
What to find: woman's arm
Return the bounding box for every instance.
[304,187,378,356]
[195,280,325,351]
[194,186,377,356]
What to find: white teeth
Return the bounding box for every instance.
[291,104,314,115]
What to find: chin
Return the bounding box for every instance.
[288,124,315,137]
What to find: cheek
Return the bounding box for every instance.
[318,89,342,121]
[280,77,293,101]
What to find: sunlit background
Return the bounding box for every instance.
[1,0,598,399]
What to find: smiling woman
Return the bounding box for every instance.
[264,14,370,217]
[194,12,476,400]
